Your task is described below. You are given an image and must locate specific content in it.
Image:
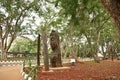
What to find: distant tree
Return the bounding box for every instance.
[9,37,37,53]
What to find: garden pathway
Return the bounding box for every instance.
[0,66,24,80]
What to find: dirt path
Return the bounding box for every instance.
[37,60,120,80]
[0,66,24,80]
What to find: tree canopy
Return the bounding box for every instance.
[0,0,120,60]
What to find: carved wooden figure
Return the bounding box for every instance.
[50,30,62,67]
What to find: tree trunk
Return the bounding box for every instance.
[100,0,120,39]
[1,50,7,59]
[1,35,16,59]
[94,31,101,63]
[0,26,2,59]
[41,30,49,71]
[101,45,107,60]
[85,34,93,57]
[63,45,69,58]
[0,24,17,59]
[1,38,7,59]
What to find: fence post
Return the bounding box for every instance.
[37,34,40,66]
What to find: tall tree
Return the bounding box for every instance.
[53,0,119,61]
[41,30,49,71]
[0,0,42,59]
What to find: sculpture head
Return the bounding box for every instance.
[50,30,59,51]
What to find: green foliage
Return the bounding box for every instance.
[1,0,120,59]
[54,0,119,58]
[115,43,120,53]
[32,66,37,80]
[58,0,78,16]
[9,37,37,53]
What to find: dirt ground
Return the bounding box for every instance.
[36,60,120,80]
[0,66,25,80]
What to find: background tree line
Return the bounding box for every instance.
[0,0,120,60]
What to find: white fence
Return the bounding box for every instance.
[0,58,94,66]
[0,60,23,66]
